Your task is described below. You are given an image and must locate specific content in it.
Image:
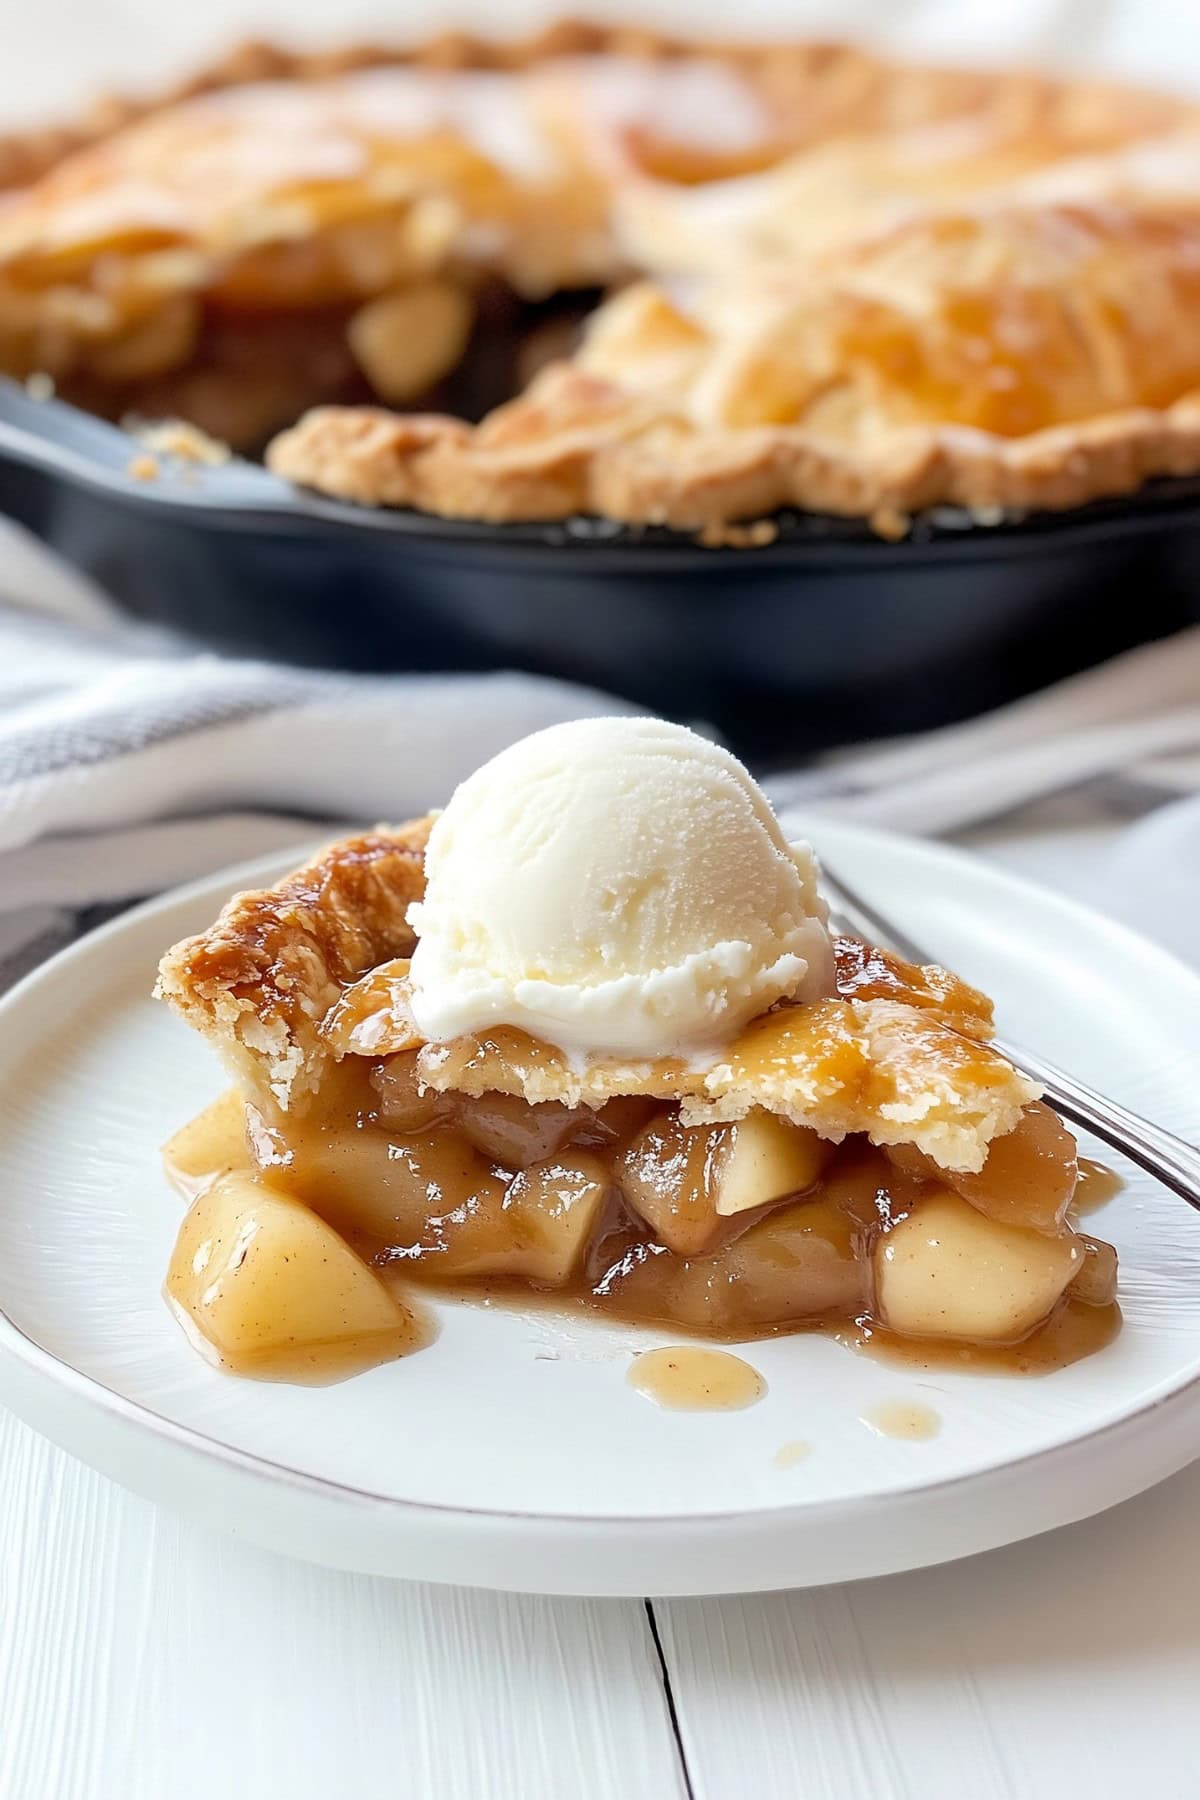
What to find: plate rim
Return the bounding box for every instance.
[0,821,1198,1584]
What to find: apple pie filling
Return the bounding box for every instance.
[162,971,1119,1384]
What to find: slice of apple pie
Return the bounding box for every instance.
[155,718,1119,1382]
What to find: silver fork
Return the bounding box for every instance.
[820,861,1200,1213]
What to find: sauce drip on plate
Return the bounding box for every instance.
[628,1346,766,1411]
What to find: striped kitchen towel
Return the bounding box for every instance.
[1,515,1198,989]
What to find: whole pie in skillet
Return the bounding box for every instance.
[154,718,1119,1384]
[2,27,1199,529]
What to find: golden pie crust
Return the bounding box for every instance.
[269,189,1200,528]
[155,820,1038,1173]
[7,26,1199,527]
[155,820,431,1110]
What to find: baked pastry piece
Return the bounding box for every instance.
[3,26,1199,525]
[156,820,432,1111]
[155,812,1119,1382]
[270,184,1200,528]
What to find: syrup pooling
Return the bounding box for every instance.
[841,1296,1121,1376]
[1074,1157,1125,1214]
[861,1400,941,1441]
[774,1439,813,1469]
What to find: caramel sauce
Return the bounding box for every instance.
[840,1295,1122,1376]
[1074,1157,1125,1215]
[861,1400,941,1441]
[162,1056,1122,1384]
[628,1346,766,1411]
[830,935,992,1032]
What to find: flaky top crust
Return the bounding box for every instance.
[155,818,1038,1171]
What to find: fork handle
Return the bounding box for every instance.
[994,1037,1200,1213]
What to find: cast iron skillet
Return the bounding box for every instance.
[2,377,1198,758]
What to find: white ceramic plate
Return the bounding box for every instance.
[0,823,1197,1596]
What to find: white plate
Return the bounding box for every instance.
[0,823,1197,1596]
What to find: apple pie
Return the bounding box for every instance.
[154,781,1119,1385]
[3,27,1200,527]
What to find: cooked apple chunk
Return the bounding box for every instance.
[713,1111,832,1216]
[573,1095,662,1149]
[370,1051,452,1132]
[597,1191,869,1331]
[162,1090,250,1199]
[948,1101,1078,1232]
[453,1091,591,1169]
[725,1195,871,1322]
[875,1189,1083,1343]
[404,1151,610,1286]
[503,1153,612,1285]
[885,1101,1077,1234]
[166,1173,425,1379]
[616,1111,725,1256]
[618,1108,831,1256]
[252,1110,505,1251]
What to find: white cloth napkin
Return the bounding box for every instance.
[1,513,1198,989]
[769,626,1200,835]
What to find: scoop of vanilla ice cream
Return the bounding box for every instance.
[406,716,835,1058]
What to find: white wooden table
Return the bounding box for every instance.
[2,821,1198,1800]
[4,1397,1200,1796]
